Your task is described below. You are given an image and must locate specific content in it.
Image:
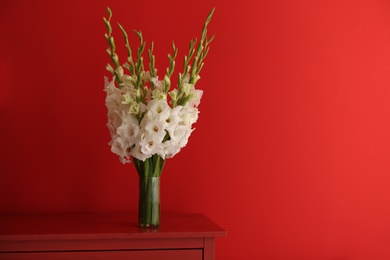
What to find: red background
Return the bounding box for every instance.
[1,1,390,259]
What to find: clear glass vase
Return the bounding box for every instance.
[138,175,160,228]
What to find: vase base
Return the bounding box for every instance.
[138,223,159,228]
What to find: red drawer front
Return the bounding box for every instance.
[0,249,203,260]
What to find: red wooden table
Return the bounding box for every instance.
[0,213,226,260]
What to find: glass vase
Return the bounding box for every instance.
[138,175,160,228]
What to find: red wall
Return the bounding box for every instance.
[1,0,390,259]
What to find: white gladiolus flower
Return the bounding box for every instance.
[187,89,203,108]
[104,76,117,95]
[131,141,153,161]
[122,113,139,125]
[143,119,166,143]
[105,93,123,113]
[107,110,123,131]
[163,140,181,158]
[179,107,199,127]
[105,77,126,113]
[138,132,165,158]
[146,100,171,122]
[178,127,192,148]
[110,137,131,164]
[165,106,182,130]
[116,115,139,146]
[106,122,116,137]
[169,125,193,147]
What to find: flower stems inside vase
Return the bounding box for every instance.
[138,175,160,228]
[134,155,165,228]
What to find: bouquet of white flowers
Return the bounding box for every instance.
[103,7,214,227]
[103,7,214,178]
